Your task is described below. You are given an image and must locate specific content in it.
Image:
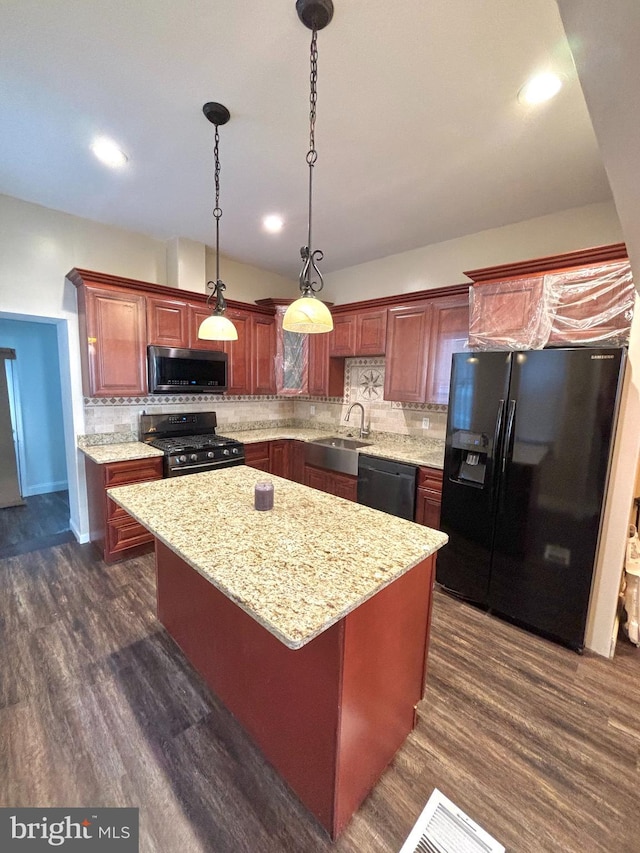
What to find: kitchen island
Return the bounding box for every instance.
[108,466,447,838]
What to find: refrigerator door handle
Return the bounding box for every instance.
[502,399,517,474]
[491,399,505,496]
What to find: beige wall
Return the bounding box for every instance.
[323,201,624,304]
[211,253,298,303]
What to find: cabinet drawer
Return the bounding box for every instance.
[417,467,443,491]
[103,457,163,487]
[107,518,153,553]
[106,496,134,523]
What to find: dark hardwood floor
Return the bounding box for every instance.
[0,489,73,558]
[1,540,639,852]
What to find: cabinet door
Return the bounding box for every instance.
[425,295,469,405]
[415,467,443,529]
[356,309,387,356]
[329,314,356,357]
[269,440,291,479]
[304,465,329,492]
[328,471,358,502]
[468,276,545,349]
[308,333,345,397]
[290,441,306,484]
[147,297,189,347]
[83,287,148,396]
[223,309,252,395]
[244,442,271,472]
[383,304,431,403]
[252,315,277,395]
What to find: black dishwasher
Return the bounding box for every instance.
[357,455,417,520]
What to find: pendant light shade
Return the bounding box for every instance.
[282,294,333,333]
[282,0,334,335]
[198,101,238,342]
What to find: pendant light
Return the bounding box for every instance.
[198,101,238,342]
[282,0,334,335]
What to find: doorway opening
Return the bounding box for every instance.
[0,316,73,558]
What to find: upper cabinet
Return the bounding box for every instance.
[466,243,634,350]
[222,308,252,395]
[328,308,387,357]
[384,290,469,405]
[384,304,432,403]
[426,295,471,404]
[251,314,276,395]
[147,296,189,347]
[74,279,148,397]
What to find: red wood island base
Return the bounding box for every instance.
[155,539,435,839]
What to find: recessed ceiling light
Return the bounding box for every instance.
[91,136,128,168]
[262,214,284,234]
[518,72,563,105]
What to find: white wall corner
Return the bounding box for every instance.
[585,296,640,656]
[166,237,207,293]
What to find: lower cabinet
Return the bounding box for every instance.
[85,455,163,563]
[244,442,271,472]
[304,464,358,502]
[269,440,291,479]
[415,466,443,529]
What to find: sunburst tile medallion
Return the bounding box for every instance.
[357,366,384,401]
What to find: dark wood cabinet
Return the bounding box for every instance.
[425,295,470,404]
[415,466,443,529]
[252,315,277,395]
[147,296,189,347]
[85,455,163,563]
[269,440,291,479]
[329,308,387,358]
[244,442,271,472]
[222,308,252,395]
[329,314,357,357]
[468,276,545,350]
[465,243,633,350]
[290,440,306,484]
[356,308,387,356]
[304,464,358,502]
[384,304,432,403]
[308,333,345,397]
[385,295,469,405]
[76,284,148,397]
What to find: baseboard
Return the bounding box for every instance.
[69,519,90,544]
[22,480,69,497]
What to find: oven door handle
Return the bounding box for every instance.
[169,460,245,475]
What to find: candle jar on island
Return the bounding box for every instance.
[254,481,274,511]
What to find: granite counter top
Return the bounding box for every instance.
[108,466,447,650]
[79,442,164,465]
[222,427,445,470]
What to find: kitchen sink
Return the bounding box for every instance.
[305,435,372,476]
[311,436,372,450]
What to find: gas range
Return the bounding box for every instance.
[140,412,244,478]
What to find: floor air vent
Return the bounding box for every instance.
[399,789,505,853]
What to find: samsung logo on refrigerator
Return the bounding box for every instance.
[591,354,615,359]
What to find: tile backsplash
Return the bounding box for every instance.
[82,357,448,440]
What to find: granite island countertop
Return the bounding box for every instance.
[78,441,164,465]
[108,465,447,650]
[222,427,445,470]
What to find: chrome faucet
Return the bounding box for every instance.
[344,402,369,438]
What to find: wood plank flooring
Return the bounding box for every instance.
[0,490,73,558]
[1,541,639,852]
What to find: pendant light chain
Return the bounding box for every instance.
[213,123,222,285]
[300,27,324,296]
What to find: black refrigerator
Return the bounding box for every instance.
[437,347,625,651]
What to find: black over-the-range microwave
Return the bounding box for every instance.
[147,345,228,394]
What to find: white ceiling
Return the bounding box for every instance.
[0,0,616,279]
